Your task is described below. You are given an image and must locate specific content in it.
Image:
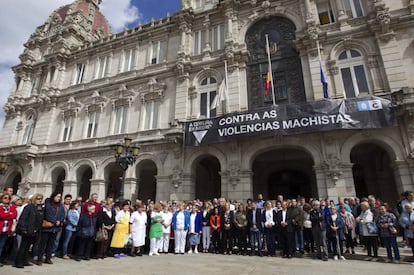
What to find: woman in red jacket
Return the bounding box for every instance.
[0,193,18,267]
[209,207,221,254]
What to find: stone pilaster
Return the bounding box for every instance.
[90,179,106,200]
[123,177,137,200]
[63,180,78,198]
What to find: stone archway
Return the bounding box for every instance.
[252,148,316,200]
[193,155,221,200]
[245,16,305,108]
[136,160,157,202]
[351,143,398,204]
[104,163,123,199]
[51,167,66,194]
[6,171,21,195]
[77,165,92,199]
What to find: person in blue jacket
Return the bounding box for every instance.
[188,205,203,254]
[172,202,190,254]
[36,192,65,265]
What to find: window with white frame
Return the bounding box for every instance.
[86,111,99,138]
[343,0,364,18]
[114,106,128,134]
[144,100,160,130]
[317,0,335,25]
[193,0,203,9]
[193,30,206,55]
[338,49,370,98]
[95,56,109,79]
[21,113,35,144]
[62,116,73,142]
[211,25,225,51]
[122,48,136,72]
[73,63,85,84]
[200,77,217,118]
[151,41,167,65]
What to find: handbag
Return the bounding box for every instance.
[42,220,54,229]
[95,225,108,242]
[389,225,398,235]
[366,222,378,234]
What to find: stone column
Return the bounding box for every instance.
[155,175,171,201]
[36,182,54,198]
[90,179,106,201]
[169,173,194,201]
[123,177,137,200]
[63,180,78,198]
[392,160,414,195]
[313,165,328,199]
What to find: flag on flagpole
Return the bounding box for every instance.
[265,67,272,96]
[320,62,329,99]
[210,79,226,110]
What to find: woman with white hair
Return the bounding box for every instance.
[399,203,414,260]
[75,204,97,261]
[357,201,378,261]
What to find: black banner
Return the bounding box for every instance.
[184,96,397,146]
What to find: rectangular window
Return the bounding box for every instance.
[122,48,136,72]
[200,90,217,118]
[354,65,369,94]
[343,0,364,18]
[151,41,167,65]
[114,106,128,134]
[341,67,356,98]
[193,30,206,55]
[317,0,335,25]
[74,64,85,84]
[144,101,160,130]
[62,116,73,142]
[211,25,225,51]
[96,56,108,79]
[86,112,99,138]
[194,0,203,9]
[29,78,38,96]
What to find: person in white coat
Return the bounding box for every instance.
[160,204,173,253]
[129,203,147,256]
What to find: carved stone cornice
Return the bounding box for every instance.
[61,96,82,117]
[110,85,136,107]
[139,78,166,103]
[83,90,107,113]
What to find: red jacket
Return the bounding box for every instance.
[0,204,18,234]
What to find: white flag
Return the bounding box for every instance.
[210,79,226,110]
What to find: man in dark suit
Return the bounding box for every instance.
[276,201,294,258]
[247,202,263,256]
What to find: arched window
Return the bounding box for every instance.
[21,113,35,144]
[199,77,217,118]
[337,49,370,98]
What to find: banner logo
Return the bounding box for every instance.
[357,100,382,112]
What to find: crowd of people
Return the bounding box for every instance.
[0,186,414,269]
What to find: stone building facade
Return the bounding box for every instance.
[1,0,414,205]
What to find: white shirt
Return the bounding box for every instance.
[161,211,173,234]
[282,210,287,223]
[176,211,185,230]
[189,213,196,233]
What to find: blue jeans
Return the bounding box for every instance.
[249,229,261,254]
[295,228,304,251]
[62,230,74,256]
[382,236,400,260]
[0,232,8,257]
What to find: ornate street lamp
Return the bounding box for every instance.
[115,137,139,201]
[0,158,8,175]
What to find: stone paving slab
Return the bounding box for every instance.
[1,253,412,275]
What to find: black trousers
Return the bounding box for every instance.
[221,229,233,253]
[15,234,38,266]
[77,236,94,259]
[38,231,57,262]
[236,228,248,254]
[278,228,294,256]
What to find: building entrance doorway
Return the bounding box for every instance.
[252,148,316,200]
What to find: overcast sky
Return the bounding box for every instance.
[0,0,180,129]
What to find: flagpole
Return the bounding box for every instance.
[316,40,322,63]
[224,60,229,113]
[265,34,276,106]
[317,40,329,99]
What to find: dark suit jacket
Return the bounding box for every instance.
[276,208,294,233]
[247,208,263,231]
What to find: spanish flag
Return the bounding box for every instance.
[265,68,272,96]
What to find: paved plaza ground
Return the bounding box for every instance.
[1,252,413,275]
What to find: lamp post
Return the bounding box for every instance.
[114,137,139,201]
[0,158,8,175]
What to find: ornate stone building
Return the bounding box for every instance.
[1,0,414,205]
